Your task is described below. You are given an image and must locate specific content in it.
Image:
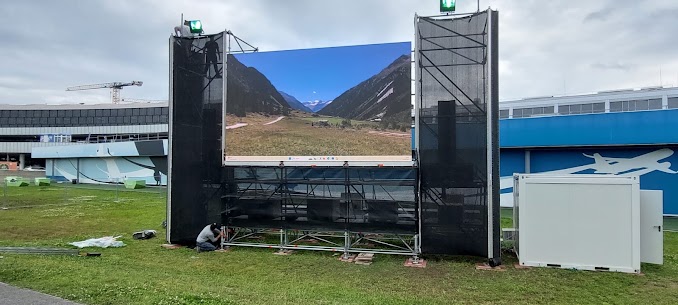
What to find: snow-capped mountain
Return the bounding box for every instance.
[302,100,333,112]
[279,91,313,112]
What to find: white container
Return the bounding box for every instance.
[514,174,641,273]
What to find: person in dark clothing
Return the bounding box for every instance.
[153,169,161,186]
[204,36,221,78]
[195,223,224,252]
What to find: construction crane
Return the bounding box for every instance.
[121,98,168,104]
[66,81,143,104]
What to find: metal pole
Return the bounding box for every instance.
[115,178,119,203]
[220,226,226,249]
[279,229,285,252]
[342,230,350,259]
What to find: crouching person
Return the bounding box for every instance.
[196,223,224,252]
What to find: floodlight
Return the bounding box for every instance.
[440,0,456,13]
[188,20,203,34]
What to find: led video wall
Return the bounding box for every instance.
[224,42,413,163]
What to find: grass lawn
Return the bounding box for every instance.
[1,186,678,304]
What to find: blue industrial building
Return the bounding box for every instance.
[23,87,678,215]
[499,87,678,215]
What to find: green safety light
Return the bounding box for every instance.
[188,20,203,34]
[440,0,456,13]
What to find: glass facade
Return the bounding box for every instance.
[0,107,168,128]
[558,102,605,115]
[512,106,555,118]
[610,99,662,112]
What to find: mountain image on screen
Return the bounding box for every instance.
[224,43,412,157]
[279,91,313,112]
[302,100,333,112]
[227,54,410,123]
[226,54,291,116]
[319,54,411,123]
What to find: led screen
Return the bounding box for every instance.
[224,42,412,162]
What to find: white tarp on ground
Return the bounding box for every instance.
[69,236,125,248]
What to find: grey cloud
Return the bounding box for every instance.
[591,62,635,71]
[584,9,613,22]
[0,0,677,104]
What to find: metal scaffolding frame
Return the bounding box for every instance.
[414,9,500,265]
[219,165,420,258]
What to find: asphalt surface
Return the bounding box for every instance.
[0,282,82,305]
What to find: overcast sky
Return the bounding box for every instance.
[0,0,676,105]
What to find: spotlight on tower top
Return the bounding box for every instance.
[440,0,456,13]
[188,20,203,34]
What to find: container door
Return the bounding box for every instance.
[640,190,663,265]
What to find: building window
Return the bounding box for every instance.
[499,109,509,119]
[559,102,604,115]
[610,99,663,113]
[649,99,662,109]
[668,97,678,109]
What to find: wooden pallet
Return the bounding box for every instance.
[404,257,427,268]
[354,253,375,265]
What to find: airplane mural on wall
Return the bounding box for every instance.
[500,148,677,207]
[583,148,676,175]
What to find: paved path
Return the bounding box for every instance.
[225,123,248,130]
[0,282,82,305]
[367,130,410,138]
[263,116,285,125]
